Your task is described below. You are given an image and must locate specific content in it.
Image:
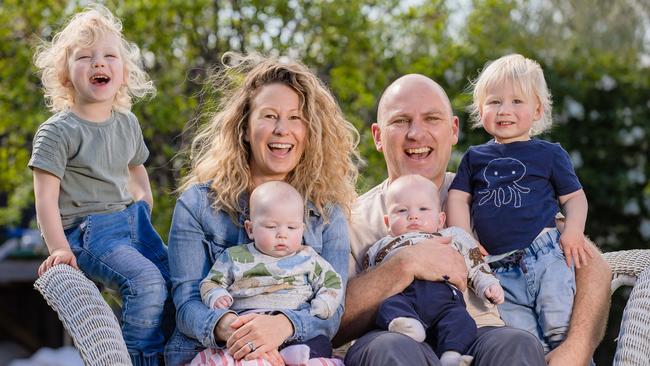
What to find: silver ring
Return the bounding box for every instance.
[246,341,256,352]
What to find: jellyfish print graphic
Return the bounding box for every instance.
[478,158,530,208]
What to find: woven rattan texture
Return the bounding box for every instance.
[613,267,650,365]
[34,264,131,366]
[604,249,650,278]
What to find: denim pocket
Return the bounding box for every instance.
[136,199,152,216]
[64,221,86,254]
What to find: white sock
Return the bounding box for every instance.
[459,354,474,366]
[440,351,473,366]
[440,351,461,366]
[280,344,310,365]
[388,317,426,342]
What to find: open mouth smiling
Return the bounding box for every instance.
[90,74,111,85]
[268,143,294,155]
[405,147,432,159]
[496,121,515,126]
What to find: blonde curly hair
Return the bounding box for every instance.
[33,5,154,113]
[468,54,553,136]
[179,53,360,222]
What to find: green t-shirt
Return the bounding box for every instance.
[28,110,149,229]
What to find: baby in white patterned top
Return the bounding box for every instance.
[193,181,344,366]
[200,181,342,317]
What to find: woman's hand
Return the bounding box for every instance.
[226,313,293,360]
[260,349,286,366]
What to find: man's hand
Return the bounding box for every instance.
[392,235,468,291]
[478,242,488,256]
[560,228,594,269]
[545,340,591,366]
[484,283,504,304]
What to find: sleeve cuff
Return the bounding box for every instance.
[28,161,64,179]
[201,309,237,348]
[204,288,233,309]
[274,309,302,342]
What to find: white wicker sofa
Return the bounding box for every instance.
[34,264,130,366]
[602,249,650,365]
[35,250,650,366]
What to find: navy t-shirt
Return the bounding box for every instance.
[450,139,582,254]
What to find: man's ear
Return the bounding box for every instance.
[383,214,390,229]
[244,220,254,240]
[451,116,460,146]
[371,123,383,152]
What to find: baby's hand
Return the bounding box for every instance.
[38,248,78,276]
[484,283,504,304]
[213,295,233,309]
[560,228,594,269]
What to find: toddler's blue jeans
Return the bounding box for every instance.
[489,228,575,353]
[66,200,174,366]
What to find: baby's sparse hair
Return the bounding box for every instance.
[249,181,305,220]
[386,174,440,209]
[33,4,155,113]
[468,54,553,136]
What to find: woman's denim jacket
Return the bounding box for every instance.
[168,182,350,349]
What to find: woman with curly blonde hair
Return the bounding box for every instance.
[165,53,360,366]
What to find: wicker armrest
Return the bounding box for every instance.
[603,249,650,293]
[34,264,131,366]
[602,249,650,365]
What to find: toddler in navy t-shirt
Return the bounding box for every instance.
[447,54,592,353]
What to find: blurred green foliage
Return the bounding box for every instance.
[1,1,649,360]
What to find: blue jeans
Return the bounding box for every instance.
[490,228,575,353]
[66,200,174,366]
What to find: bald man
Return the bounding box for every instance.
[334,74,610,366]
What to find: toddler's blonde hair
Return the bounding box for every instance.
[34,5,154,113]
[469,54,552,136]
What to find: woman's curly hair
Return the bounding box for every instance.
[179,53,361,222]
